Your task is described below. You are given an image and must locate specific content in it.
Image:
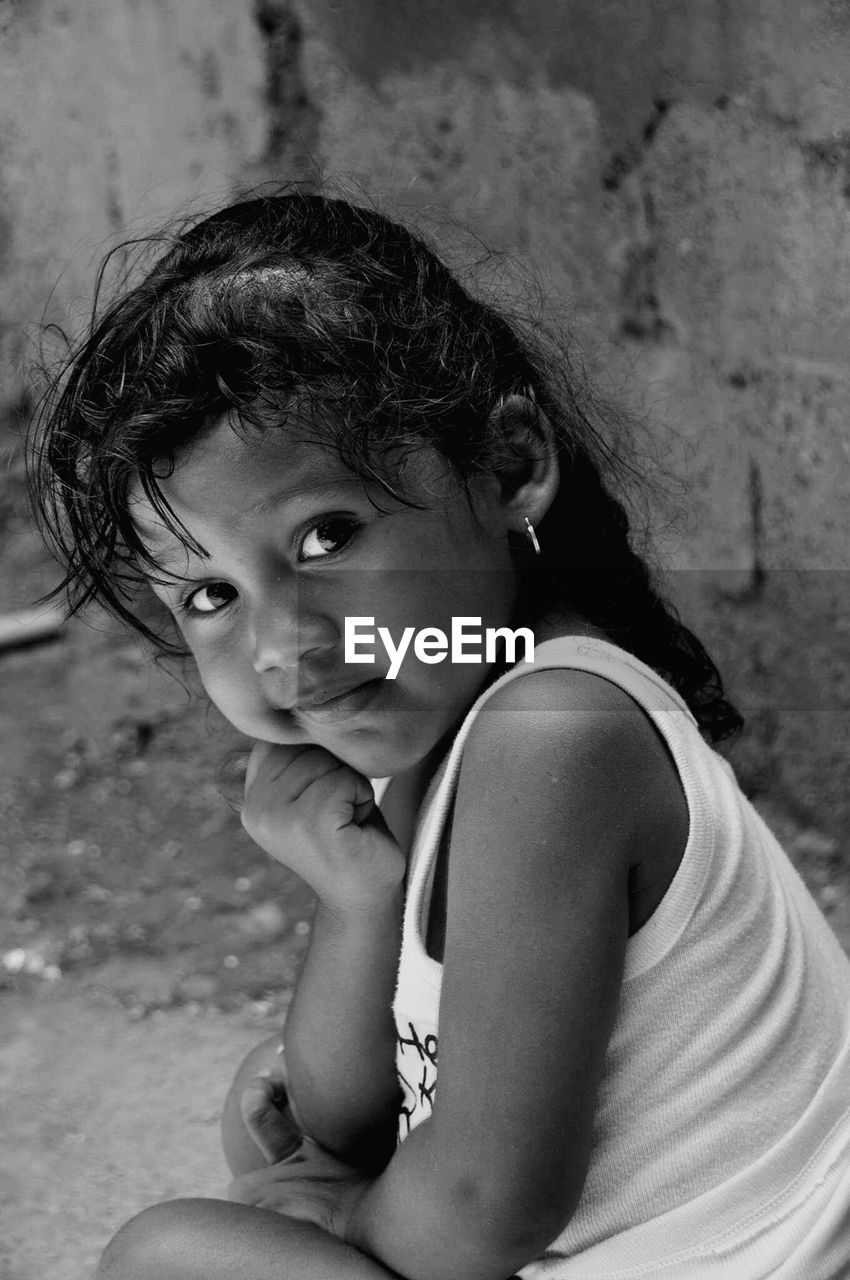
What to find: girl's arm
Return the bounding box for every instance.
[337,670,678,1280]
[241,744,407,1169]
[282,891,403,1169]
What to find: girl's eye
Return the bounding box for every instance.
[298,516,360,562]
[183,582,237,615]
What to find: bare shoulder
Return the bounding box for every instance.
[470,664,673,781]
[480,663,653,722]
[459,664,688,878]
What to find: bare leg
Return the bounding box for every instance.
[98,1043,518,1280]
[96,1197,407,1280]
[97,1044,406,1278]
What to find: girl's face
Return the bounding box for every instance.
[132,417,522,779]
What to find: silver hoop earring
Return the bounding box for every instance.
[523,516,541,555]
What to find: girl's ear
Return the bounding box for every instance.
[484,393,560,530]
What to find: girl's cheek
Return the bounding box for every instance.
[195,645,253,711]
[194,648,229,694]
[186,641,226,698]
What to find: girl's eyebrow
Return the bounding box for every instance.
[135,540,205,579]
[249,475,366,515]
[134,477,358,543]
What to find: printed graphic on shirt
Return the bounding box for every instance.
[397,1019,438,1138]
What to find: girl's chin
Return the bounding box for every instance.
[315,730,439,783]
[241,718,405,778]
[239,699,442,779]
[317,740,415,781]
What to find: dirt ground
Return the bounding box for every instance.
[1,424,316,1280]
[2,419,849,1280]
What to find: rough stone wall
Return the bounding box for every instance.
[1,0,848,864]
[0,2,257,384]
[285,0,850,859]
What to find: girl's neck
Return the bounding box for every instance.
[533,610,608,647]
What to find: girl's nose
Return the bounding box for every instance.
[249,596,336,681]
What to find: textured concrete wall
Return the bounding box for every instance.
[294,0,850,853]
[0,1,272,385]
[2,0,848,856]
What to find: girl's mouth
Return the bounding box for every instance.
[294,677,385,725]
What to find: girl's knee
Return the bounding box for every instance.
[97,1199,211,1280]
[227,1034,287,1098]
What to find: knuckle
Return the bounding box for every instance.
[308,764,350,803]
[241,803,276,849]
[240,801,258,837]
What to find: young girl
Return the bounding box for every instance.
[31,192,850,1279]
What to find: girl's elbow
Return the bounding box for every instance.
[489,1204,574,1268]
[449,1175,578,1274]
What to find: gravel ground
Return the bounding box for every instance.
[0,989,276,1280]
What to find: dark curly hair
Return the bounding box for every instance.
[28,190,742,743]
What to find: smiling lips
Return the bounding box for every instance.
[290,677,384,724]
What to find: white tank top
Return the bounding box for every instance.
[382,636,850,1278]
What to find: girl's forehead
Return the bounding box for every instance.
[128,417,464,548]
[149,417,365,516]
[179,418,345,493]
[126,418,348,547]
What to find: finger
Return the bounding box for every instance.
[343,770,377,823]
[247,746,342,809]
[245,741,335,794]
[300,765,367,826]
[351,774,379,826]
[257,1192,303,1216]
[227,1166,270,1194]
[258,1191,332,1231]
[227,1164,300,1206]
[259,1144,346,1180]
[254,1069,291,1109]
[240,1082,303,1165]
[227,1176,259,1204]
[263,746,348,799]
[358,798,396,839]
[244,740,276,791]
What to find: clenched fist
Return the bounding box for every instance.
[241,742,406,913]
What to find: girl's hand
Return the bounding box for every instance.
[240,1070,304,1165]
[227,1139,372,1239]
[242,742,406,913]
